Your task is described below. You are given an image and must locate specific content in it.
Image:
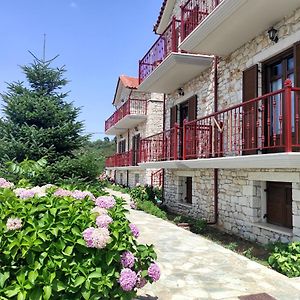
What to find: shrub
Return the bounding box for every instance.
[0,181,160,299]
[169,215,207,234]
[268,242,300,278]
[136,200,167,220]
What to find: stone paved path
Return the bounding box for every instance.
[106,189,300,300]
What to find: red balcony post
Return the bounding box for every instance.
[138,60,142,84]
[171,16,177,52]
[183,119,187,160]
[174,123,179,160]
[180,5,185,41]
[284,79,292,152]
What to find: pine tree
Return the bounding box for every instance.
[0,57,87,169]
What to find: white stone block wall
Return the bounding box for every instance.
[164,169,215,221]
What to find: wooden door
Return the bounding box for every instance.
[267,181,292,229]
[132,134,140,166]
[242,65,258,154]
[185,177,193,204]
[263,47,296,151]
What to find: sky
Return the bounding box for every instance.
[0,0,163,140]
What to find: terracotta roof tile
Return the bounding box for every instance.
[154,0,168,33]
[119,75,139,89]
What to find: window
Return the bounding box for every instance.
[120,173,123,185]
[178,176,193,204]
[118,140,126,153]
[134,174,140,186]
[266,181,292,229]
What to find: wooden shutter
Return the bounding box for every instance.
[188,95,197,121]
[186,177,193,204]
[294,42,300,87]
[170,105,177,128]
[242,65,258,154]
[267,182,292,228]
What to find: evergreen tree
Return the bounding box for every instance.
[0,57,87,173]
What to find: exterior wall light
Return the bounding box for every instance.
[268,27,278,43]
[178,88,184,96]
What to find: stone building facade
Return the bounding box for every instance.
[138,0,300,244]
[105,76,163,187]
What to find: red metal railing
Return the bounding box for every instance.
[151,169,163,187]
[140,80,300,163]
[181,0,222,41]
[139,17,181,84]
[105,98,147,132]
[140,126,182,162]
[105,150,135,168]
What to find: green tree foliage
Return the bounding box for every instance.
[0,58,86,164]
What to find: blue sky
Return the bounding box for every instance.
[0,0,162,140]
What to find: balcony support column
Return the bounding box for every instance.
[284,79,292,152]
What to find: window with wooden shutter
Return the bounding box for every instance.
[185,177,193,204]
[266,181,292,229]
[242,65,258,155]
[188,95,197,121]
[294,42,300,87]
[170,105,177,128]
[118,140,126,153]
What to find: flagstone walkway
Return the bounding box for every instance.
[106,189,300,300]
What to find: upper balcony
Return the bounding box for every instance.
[105,98,147,135]
[180,0,300,56]
[138,17,212,94]
[140,80,300,169]
[105,150,140,169]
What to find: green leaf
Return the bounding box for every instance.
[74,276,85,287]
[0,272,10,288]
[28,271,38,285]
[88,268,102,279]
[5,285,20,297]
[63,245,74,256]
[43,286,51,300]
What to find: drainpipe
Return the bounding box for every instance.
[162,94,166,202]
[208,56,219,225]
[127,129,130,187]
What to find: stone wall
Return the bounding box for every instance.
[164,167,300,244]
[164,169,215,222]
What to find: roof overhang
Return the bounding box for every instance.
[138,53,213,94]
[180,0,300,56]
[155,0,176,34]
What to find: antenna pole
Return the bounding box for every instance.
[43,33,46,62]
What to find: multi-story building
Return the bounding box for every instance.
[105,75,163,187]
[138,0,300,244]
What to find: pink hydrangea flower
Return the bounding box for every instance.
[119,268,137,291]
[96,215,113,228]
[130,201,137,209]
[148,263,161,282]
[95,196,116,209]
[121,251,135,268]
[14,188,36,199]
[129,223,140,238]
[0,178,14,189]
[91,207,108,215]
[6,218,22,230]
[71,190,95,200]
[53,188,73,197]
[82,227,110,249]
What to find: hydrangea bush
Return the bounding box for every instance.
[0,179,160,299]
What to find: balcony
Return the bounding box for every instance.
[105,150,140,169]
[138,17,213,93]
[105,98,147,135]
[140,81,300,169]
[180,0,300,56]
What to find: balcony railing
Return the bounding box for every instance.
[105,149,140,168]
[105,98,147,132]
[181,0,222,40]
[140,80,300,163]
[139,17,181,84]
